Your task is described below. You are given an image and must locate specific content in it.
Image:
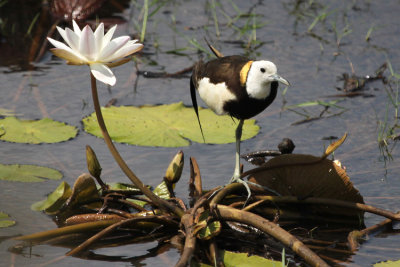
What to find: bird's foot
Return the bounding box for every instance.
[229,175,252,207]
[208,175,252,206]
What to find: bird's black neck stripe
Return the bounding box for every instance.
[223,81,278,120]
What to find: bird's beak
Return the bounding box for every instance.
[270,74,290,86]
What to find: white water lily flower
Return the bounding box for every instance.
[47,20,143,86]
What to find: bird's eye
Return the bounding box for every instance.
[260,68,266,73]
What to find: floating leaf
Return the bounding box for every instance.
[221,250,282,267]
[0,164,63,182]
[0,212,16,228]
[0,117,78,144]
[82,102,259,147]
[248,154,364,221]
[374,260,400,267]
[31,181,72,214]
[191,250,281,267]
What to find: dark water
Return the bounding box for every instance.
[1,1,400,266]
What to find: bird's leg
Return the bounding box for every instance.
[232,119,244,179]
[229,119,252,203]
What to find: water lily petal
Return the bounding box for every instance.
[105,57,132,68]
[90,63,116,86]
[56,27,69,46]
[49,48,86,65]
[80,25,96,61]
[47,37,73,51]
[94,23,104,57]
[103,42,143,62]
[72,20,81,36]
[98,36,130,61]
[102,24,117,50]
[65,27,80,53]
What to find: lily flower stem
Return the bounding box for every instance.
[90,73,184,218]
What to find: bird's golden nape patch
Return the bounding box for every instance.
[239,61,253,87]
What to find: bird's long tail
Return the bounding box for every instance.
[190,75,205,143]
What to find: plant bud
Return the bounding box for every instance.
[164,150,184,185]
[86,145,102,178]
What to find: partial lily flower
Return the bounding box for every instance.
[47,20,143,86]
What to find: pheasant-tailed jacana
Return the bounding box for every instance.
[190,46,289,195]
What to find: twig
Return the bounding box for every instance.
[112,198,148,212]
[15,220,120,243]
[306,244,353,254]
[209,183,244,207]
[348,212,398,251]
[254,196,400,221]
[139,65,194,78]
[209,240,224,267]
[213,205,330,267]
[67,216,178,256]
[175,213,196,267]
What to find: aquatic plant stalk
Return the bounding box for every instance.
[213,204,330,267]
[15,219,120,242]
[254,195,400,221]
[140,0,148,42]
[90,73,184,218]
[67,215,178,256]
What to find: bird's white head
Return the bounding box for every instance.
[244,60,289,99]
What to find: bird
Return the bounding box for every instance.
[190,43,289,196]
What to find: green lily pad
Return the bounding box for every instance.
[191,250,281,267]
[374,260,400,267]
[0,117,78,144]
[82,102,259,147]
[0,164,63,182]
[220,250,282,267]
[31,181,72,214]
[0,212,15,228]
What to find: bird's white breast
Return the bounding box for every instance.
[197,77,236,115]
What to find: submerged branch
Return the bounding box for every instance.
[348,212,399,251]
[209,183,243,207]
[67,215,178,256]
[175,213,197,267]
[15,219,120,243]
[213,205,330,267]
[254,196,400,221]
